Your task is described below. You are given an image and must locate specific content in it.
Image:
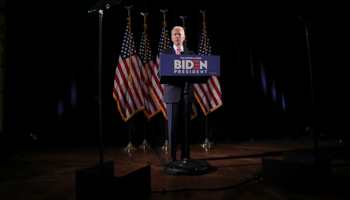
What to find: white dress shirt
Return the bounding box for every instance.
[173,45,184,54]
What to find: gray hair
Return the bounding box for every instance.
[171,26,185,36]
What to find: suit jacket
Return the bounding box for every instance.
[160,47,195,104]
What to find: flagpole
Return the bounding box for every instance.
[140,114,151,150]
[160,9,169,152]
[161,9,168,49]
[124,120,137,153]
[140,12,151,150]
[162,120,169,151]
[126,5,133,84]
[123,5,137,153]
[180,16,187,48]
[202,11,207,55]
[199,10,213,151]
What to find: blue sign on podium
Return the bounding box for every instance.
[160,54,220,84]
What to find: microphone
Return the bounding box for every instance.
[181,51,185,55]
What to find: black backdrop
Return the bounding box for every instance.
[5,0,349,147]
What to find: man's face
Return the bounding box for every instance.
[171,28,186,47]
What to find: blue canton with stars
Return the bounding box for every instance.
[157,28,171,55]
[120,22,137,60]
[138,32,153,65]
[197,29,212,55]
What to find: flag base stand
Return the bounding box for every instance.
[123,142,137,152]
[201,138,213,152]
[164,158,211,175]
[162,140,169,151]
[140,139,151,150]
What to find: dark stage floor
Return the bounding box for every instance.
[1,139,350,199]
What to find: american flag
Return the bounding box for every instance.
[151,27,171,119]
[151,27,197,119]
[113,22,144,122]
[194,28,223,115]
[138,31,161,120]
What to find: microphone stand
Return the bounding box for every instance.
[299,17,318,162]
[88,0,122,174]
[98,9,104,175]
[271,0,318,162]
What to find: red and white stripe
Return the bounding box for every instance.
[140,59,161,121]
[113,55,145,121]
[151,55,168,119]
[194,76,222,115]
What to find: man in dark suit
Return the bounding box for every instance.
[160,26,195,163]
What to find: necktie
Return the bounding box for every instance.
[177,48,181,55]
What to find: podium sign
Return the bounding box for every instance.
[160,54,220,84]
